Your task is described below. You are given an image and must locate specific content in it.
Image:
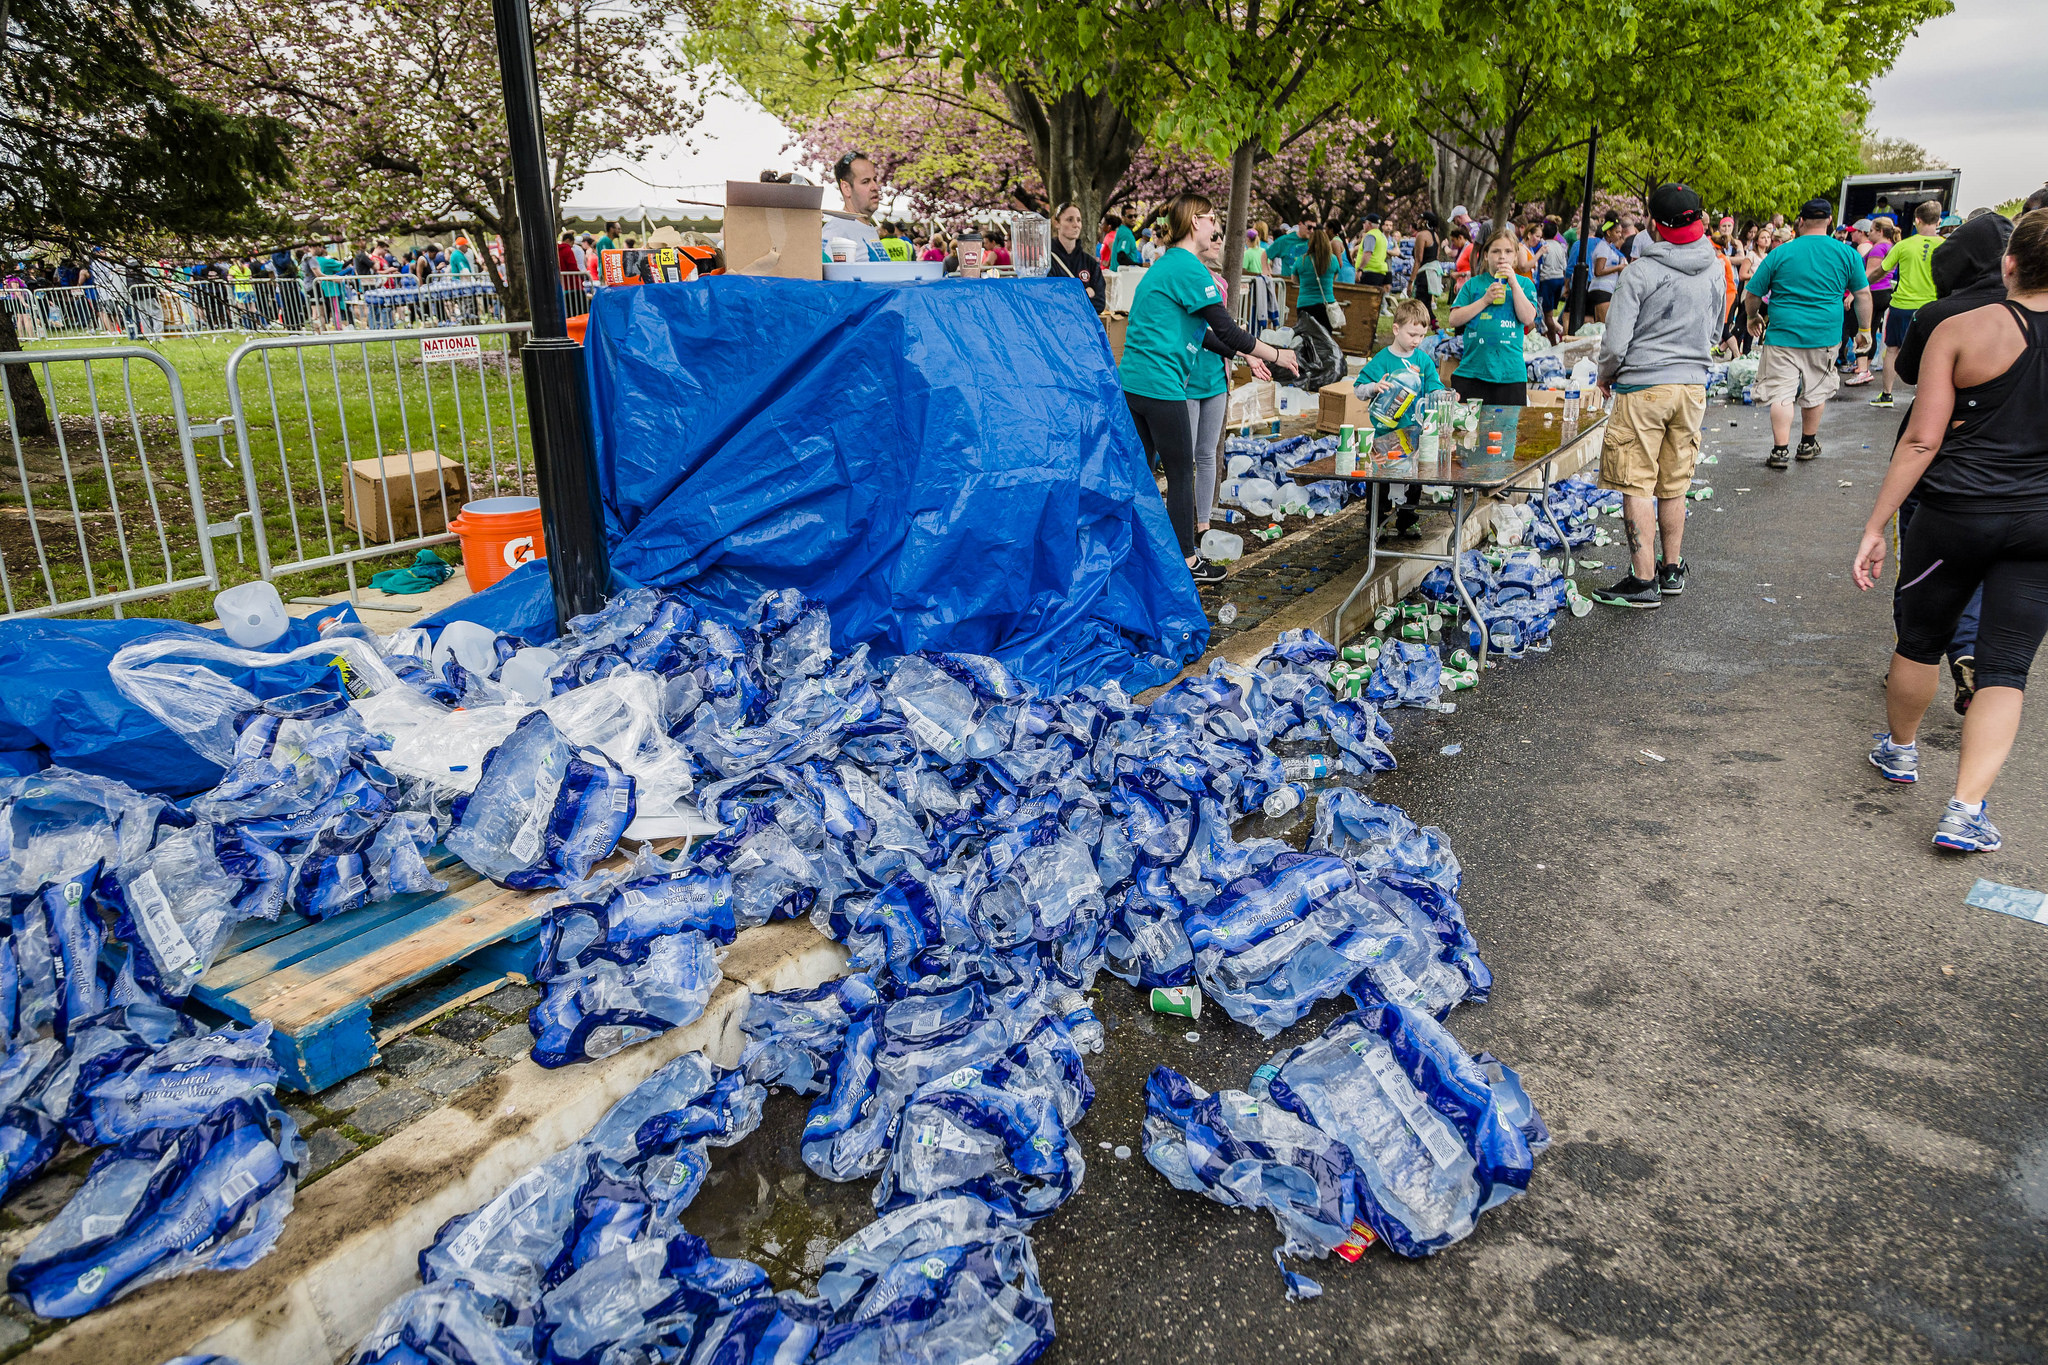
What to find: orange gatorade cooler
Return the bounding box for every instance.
[449,495,545,592]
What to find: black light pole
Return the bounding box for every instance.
[490,0,609,630]
[1568,125,1599,335]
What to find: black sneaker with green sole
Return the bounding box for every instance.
[1657,559,1687,596]
[1592,574,1663,609]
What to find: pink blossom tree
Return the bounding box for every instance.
[172,0,699,319]
[792,85,1421,242]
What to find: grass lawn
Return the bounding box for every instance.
[6,331,534,623]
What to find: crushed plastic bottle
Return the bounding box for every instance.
[1262,782,1306,818]
[1281,755,1331,782]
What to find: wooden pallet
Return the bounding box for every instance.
[191,839,683,1094]
[189,851,532,1092]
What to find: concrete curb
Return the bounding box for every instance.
[30,921,849,1365]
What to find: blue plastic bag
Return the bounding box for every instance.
[1250,1005,1538,1258]
[9,1093,304,1317]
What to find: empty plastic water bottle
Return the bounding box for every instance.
[1263,782,1306,818]
[1562,387,1580,424]
[1045,984,1104,1053]
[1281,755,1330,781]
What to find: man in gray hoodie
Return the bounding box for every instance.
[1590,183,1726,609]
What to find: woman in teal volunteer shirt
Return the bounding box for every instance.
[1122,194,1298,580]
[1290,226,1340,336]
[1446,226,1539,404]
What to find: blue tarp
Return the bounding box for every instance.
[418,560,558,644]
[0,608,354,795]
[583,276,1206,695]
[0,277,1205,794]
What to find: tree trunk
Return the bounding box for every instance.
[1428,134,1493,226]
[1490,119,1518,230]
[0,305,52,441]
[494,186,533,332]
[1222,139,1258,320]
[1001,76,1144,244]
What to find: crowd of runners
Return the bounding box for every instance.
[1584,178,2048,858]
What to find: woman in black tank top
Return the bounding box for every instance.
[1851,209,2048,854]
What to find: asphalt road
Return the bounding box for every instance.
[1038,385,2048,1363]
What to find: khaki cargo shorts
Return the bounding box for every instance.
[1754,344,1838,408]
[1598,383,1707,501]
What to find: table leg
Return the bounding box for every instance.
[1535,458,1575,574]
[1335,481,1384,647]
[1451,488,1491,673]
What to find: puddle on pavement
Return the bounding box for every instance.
[691,1091,875,1294]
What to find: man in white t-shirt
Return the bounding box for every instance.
[820,151,883,257]
[1626,217,1653,260]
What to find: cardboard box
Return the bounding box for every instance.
[724,180,824,280]
[344,450,467,544]
[1523,386,1564,406]
[1319,380,1370,433]
[1102,314,1126,362]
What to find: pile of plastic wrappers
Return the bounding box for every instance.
[0,584,1551,1362]
[1217,434,1357,521]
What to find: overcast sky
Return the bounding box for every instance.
[576,0,2048,214]
[1866,0,2047,208]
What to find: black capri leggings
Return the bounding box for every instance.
[1893,501,2048,691]
[1125,391,1197,556]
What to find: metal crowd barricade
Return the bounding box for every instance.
[2,290,47,343]
[561,270,593,318]
[15,271,510,342]
[222,324,533,599]
[0,347,222,618]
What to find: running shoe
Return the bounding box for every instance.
[1766,445,1791,469]
[1868,732,1918,783]
[1394,508,1422,539]
[1657,560,1687,596]
[1190,559,1229,585]
[1796,436,1821,462]
[1591,575,1662,609]
[1932,799,2001,852]
[1950,655,1976,716]
[1868,393,1895,409]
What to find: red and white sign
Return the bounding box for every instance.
[420,334,482,363]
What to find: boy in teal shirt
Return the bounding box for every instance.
[1354,297,1447,536]
[1355,297,1448,417]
